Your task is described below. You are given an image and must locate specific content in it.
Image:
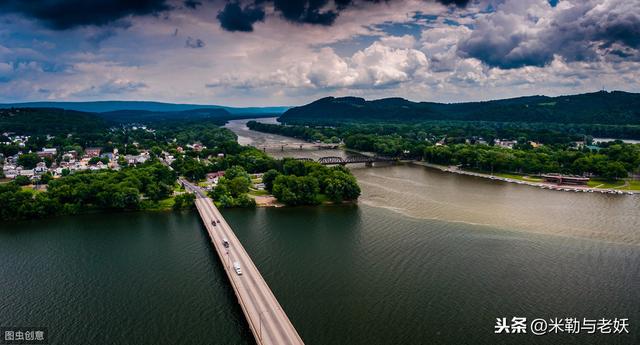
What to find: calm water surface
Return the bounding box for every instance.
[1,119,638,344]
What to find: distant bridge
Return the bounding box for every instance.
[257,143,340,151]
[295,156,397,166]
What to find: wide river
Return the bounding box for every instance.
[1,118,638,344]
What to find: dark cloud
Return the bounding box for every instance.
[184,0,202,9]
[0,0,171,30]
[217,0,471,32]
[458,0,640,69]
[217,2,265,32]
[185,36,206,48]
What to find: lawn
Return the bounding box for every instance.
[587,179,627,189]
[493,172,543,182]
[627,180,640,191]
[140,197,175,211]
[248,189,269,196]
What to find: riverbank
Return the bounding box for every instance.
[412,161,639,196]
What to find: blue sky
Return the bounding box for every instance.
[0,0,638,106]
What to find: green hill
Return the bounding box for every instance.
[279,91,640,125]
[0,108,107,135]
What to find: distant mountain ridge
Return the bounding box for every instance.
[0,108,107,135]
[0,100,289,114]
[279,91,640,125]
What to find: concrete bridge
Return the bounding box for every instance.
[295,156,397,166]
[181,179,305,345]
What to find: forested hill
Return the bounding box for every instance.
[0,101,289,114]
[98,108,233,124]
[0,108,107,135]
[279,91,640,125]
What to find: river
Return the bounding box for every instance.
[1,118,638,344]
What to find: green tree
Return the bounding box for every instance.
[173,193,196,210]
[17,153,41,169]
[272,175,320,206]
[15,175,31,186]
[262,169,280,193]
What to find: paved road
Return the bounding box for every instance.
[181,179,304,345]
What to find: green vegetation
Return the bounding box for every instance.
[249,121,640,181]
[423,143,638,179]
[0,160,176,221]
[264,159,360,206]
[173,193,196,210]
[17,153,41,169]
[209,166,256,208]
[0,108,108,135]
[280,91,640,126]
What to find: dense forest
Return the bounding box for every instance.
[0,161,182,221]
[0,108,108,135]
[247,121,640,179]
[280,91,640,126]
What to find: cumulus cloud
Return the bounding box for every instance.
[207,40,428,89]
[458,0,640,69]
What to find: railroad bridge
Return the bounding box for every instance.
[295,156,397,166]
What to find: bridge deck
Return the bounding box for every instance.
[186,182,304,345]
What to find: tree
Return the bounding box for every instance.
[272,175,320,206]
[17,153,41,169]
[601,161,628,180]
[173,193,195,210]
[15,175,31,186]
[39,172,53,184]
[262,169,280,193]
[323,169,361,202]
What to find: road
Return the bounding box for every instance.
[181,179,305,345]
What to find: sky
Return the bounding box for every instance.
[0,0,638,107]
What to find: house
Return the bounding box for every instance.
[19,169,35,178]
[206,171,225,184]
[528,141,542,148]
[34,162,48,174]
[495,139,517,149]
[84,147,102,157]
[37,147,57,159]
[63,150,78,160]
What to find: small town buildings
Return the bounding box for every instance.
[37,147,57,159]
[34,162,48,174]
[206,171,225,184]
[495,139,517,149]
[84,148,102,157]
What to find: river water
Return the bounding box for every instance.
[1,119,638,344]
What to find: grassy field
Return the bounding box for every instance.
[627,180,640,190]
[493,172,543,182]
[248,189,269,196]
[587,179,627,189]
[140,197,175,211]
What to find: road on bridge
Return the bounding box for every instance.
[181,179,305,345]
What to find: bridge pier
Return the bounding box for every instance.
[365,161,373,167]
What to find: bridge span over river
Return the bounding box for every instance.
[181,179,305,345]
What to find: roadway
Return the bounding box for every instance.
[181,179,305,345]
